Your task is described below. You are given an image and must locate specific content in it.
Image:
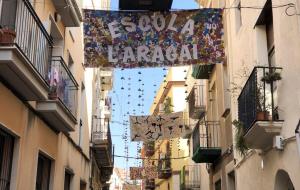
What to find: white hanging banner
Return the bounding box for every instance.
[130,112,184,141]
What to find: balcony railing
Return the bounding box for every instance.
[48,56,78,117]
[188,85,206,119]
[0,0,53,81]
[145,141,155,157]
[92,117,112,159]
[157,150,172,179]
[238,66,283,133]
[192,121,221,163]
[180,165,201,190]
[145,179,155,190]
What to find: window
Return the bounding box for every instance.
[227,171,236,190]
[64,169,73,190]
[36,154,51,190]
[0,129,14,190]
[80,180,86,190]
[215,179,221,190]
[79,83,85,146]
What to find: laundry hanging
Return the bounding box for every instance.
[83,9,224,68]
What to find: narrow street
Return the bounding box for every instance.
[0,0,299,190]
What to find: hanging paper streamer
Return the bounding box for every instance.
[130,112,185,141]
[83,9,224,68]
[130,167,158,180]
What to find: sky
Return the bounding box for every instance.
[108,0,199,172]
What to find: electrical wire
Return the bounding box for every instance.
[114,154,190,160]
[29,1,300,16]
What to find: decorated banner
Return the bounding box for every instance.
[130,112,184,141]
[83,9,224,68]
[130,167,157,180]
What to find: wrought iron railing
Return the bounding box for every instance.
[92,118,112,159]
[145,141,155,157]
[157,150,172,179]
[192,121,220,154]
[0,0,53,81]
[48,56,78,117]
[189,84,206,119]
[180,165,201,190]
[145,179,155,189]
[238,66,283,132]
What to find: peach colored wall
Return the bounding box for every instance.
[0,76,89,190]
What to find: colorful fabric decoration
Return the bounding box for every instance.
[130,112,185,141]
[83,9,224,68]
[130,167,157,180]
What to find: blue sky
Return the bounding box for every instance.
[109,0,199,171]
[110,0,199,10]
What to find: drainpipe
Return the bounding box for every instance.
[295,119,300,157]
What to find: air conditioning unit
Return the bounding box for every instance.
[273,136,284,150]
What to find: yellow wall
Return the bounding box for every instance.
[0,83,90,190]
[148,67,189,190]
[0,0,91,189]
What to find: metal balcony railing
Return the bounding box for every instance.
[192,121,221,163]
[189,85,206,119]
[157,143,172,179]
[145,179,155,190]
[238,66,283,133]
[92,118,112,159]
[144,141,155,157]
[181,165,201,190]
[48,56,78,117]
[192,121,220,153]
[0,0,53,81]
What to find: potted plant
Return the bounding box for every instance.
[0,26,16,45]
[261,71,282,84]
[49,85,58,99]
[255,83,269,120]
[232,120,249,156]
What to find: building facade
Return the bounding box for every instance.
[142,66,190,190]
[194,0,300,189]
[90,68,114,190]
[0,0,91,189]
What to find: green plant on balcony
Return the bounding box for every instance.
[232,120,248,156]
[261,71,282,84]
[49,85,58,99]
[163,97,173,114]
[255,82,271,120]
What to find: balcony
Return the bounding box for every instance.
[36,56,78,132]
[91,118,113,168]
[100,165,114,183]
[145,179,155,190]
[188,85,206,119]
[144,141,155,157]
[100,69,113,91]
[238,66,284,150]
[157,152,172,179]
[0,0,52,101]
[103,97,112,118]
[180,165,201,190]
[52,0,82,27]
[192,121,221,163]
[191,64,214,79]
